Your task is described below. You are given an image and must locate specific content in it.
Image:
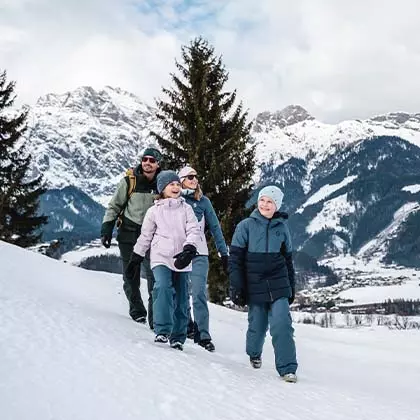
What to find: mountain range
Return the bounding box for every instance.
[26,86,420,267]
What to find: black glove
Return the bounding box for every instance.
[101,221,114,248]
[174,244,197,270]
[101,235,111,248]
[229,287,246,306]
[221,255,229,275]
[125,252,144,280]
[288,287,295,305]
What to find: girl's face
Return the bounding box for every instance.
[163,181,181,198]
[182,172,199,190]
[258,196,276,219]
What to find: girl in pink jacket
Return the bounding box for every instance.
[126,170,200,350]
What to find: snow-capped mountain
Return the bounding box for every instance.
[26,86,420,266]
[254,107,420,192]
[27,86,160,205]
[259,135,420,267]
[28,86,420,202]
[249,108,420,268]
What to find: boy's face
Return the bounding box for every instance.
[163,181,181,198]
[258,196,277,219]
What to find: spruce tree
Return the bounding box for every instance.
[151,37,256,303]
[0,70,47,247]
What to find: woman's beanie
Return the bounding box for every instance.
[157,170,180,193]
[258,185,284,211]
[178,166,196,180]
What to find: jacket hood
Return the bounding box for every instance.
[154,196,185,207]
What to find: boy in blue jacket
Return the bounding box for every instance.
[229,185,298,383]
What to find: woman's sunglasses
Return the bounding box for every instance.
[142,156,157,164]
[185,174,198,180]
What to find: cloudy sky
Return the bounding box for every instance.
[1,0,420,122]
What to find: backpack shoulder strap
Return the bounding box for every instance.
[117,168,137,227]
[125,168,137,199]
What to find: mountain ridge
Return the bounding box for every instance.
[24,86,420,266]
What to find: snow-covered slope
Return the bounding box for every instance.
[357,202,420,260]
[1,240,420,420]
[339,280,420,305]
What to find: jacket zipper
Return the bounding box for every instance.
[266,220,273,301]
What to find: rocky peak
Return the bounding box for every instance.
[370,112,420,128]
[35,86,154,119]
[254,105,314,132]
[27,86,160,200]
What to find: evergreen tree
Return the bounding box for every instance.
[0,70,47,247]
[151,37,256,303]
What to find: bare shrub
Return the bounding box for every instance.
[354,315,363,326]
[393,315,410,330]
[408,321,420,330]
[344,313,353,327]
[377,315,385,326]
[320,313,329,328]
[365,313,374,326]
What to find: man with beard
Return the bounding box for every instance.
[101,147,162,327]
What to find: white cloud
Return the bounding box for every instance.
[1,0,420,122]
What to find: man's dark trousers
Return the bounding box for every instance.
[119,242,154,327]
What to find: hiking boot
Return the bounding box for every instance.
[282,373,297,383]
[154,334,169,344]
[187,319,195,340]
[249,356,262,369]
[133,316,146,324]
[198,339,215,352]
[170,341,184,351]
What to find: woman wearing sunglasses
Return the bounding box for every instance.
[178,166,229,352]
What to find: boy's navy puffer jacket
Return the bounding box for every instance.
[229,209,295,304]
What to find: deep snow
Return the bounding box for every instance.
[1,241,419,420]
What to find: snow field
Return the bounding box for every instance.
[1,241,420,420]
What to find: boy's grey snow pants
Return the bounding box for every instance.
[246,297,298,376]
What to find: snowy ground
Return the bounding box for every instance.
[1,240,420,420]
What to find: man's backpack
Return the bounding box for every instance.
[116,168,137,228]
